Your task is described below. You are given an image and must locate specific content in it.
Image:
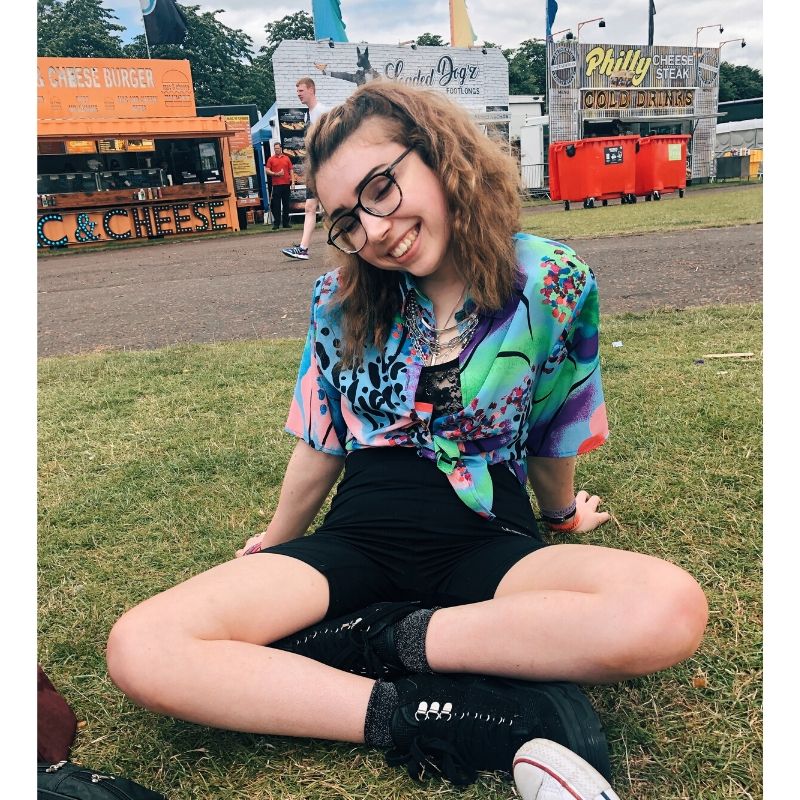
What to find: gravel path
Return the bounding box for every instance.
[38,216,762,357]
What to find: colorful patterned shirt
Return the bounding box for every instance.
[285,233,609,519]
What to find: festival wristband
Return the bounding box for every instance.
[545,513,581,533]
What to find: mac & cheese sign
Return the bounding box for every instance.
[37,201,231,249]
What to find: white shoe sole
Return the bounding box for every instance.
[513,739,621,800]
[282,250,309,260]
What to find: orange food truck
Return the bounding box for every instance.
[37,57,240,248]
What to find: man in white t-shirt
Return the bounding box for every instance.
[282,76,330,261]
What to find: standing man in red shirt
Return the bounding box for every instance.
[265,143,295,230]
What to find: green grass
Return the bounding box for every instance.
[38,304,762,800]
[521,184,762,241]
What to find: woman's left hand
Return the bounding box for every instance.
[572,490,611,533]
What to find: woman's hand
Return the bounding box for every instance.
[571,490,611,533]
[236,531,268,558]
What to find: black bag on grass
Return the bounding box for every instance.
[38,760,166,800]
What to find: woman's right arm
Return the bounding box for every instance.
[236,439,344,556]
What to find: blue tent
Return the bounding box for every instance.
[251,102,277,146]
[250,104,277,215]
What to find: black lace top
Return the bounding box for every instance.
[416,357,463,420]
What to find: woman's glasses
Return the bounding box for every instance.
[326,146,415,254]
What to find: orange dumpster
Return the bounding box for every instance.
[634,134,691,201]
[548,136,640,211]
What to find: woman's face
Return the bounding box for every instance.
[314,118,454,282]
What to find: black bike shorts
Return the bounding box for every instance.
[259,447,547,618]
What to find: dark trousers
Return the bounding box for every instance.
[270,184,291,227]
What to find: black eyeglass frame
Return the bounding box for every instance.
[326,145,415,253]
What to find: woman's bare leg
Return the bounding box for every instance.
[424,544,708,683]
[106,554,374,740]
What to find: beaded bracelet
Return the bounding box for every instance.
[540,499,577,526]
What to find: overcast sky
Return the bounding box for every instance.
[109,0,762,71]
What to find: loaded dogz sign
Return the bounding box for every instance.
[272,40,508,113]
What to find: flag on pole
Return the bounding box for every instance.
[450,0,477,48]
[139,0,187,45]
[312,0,348,42]
[545,0,558,41]
[648,0,656,45]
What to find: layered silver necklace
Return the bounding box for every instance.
[403,290,480,365]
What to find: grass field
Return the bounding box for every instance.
[520,185,762,241]
[38,303,762,800]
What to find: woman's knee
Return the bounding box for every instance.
[106,604,179,711]
[612,564,708,676]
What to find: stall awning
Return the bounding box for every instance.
[250,102,276,144]
[37,116,237,139]
[584,112,726,124]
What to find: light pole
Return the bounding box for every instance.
[720,37,746,53]
[576,17,606,42]
[532,29,573,43]
[696,24,724,49]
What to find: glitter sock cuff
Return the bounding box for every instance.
[363,680,399,748]
[395,607,438,674]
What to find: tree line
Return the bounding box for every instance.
[37,0,762,113]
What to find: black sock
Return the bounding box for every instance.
[394,608,438,674]
[363,680,399,747]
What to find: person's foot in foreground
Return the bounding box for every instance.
[282,244,309,259]
[514,739,620,800]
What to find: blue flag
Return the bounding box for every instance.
[312,0,348,42]
[140,0,187,46]
[546,0,558,40]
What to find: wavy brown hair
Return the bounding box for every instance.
[305,81,522,365]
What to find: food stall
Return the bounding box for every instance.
[37,57,240,249]
[545,41,723,181]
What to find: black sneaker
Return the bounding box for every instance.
[282,244,309,259]
[270,601,422,678]
[386,674,610,787]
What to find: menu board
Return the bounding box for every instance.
[277,107,308,166]
[97,137,155,152]
[98,138,126,152]
[224,115,257,179]
[65,139,97,154]
[38,140,66,155]
[126,138,156,152]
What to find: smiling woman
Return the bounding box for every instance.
[106,81,708,800]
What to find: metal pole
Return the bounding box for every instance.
[141,9,152,58]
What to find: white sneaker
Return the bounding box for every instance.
[513,739,621,800]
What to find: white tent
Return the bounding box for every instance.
[715,118,763,155]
